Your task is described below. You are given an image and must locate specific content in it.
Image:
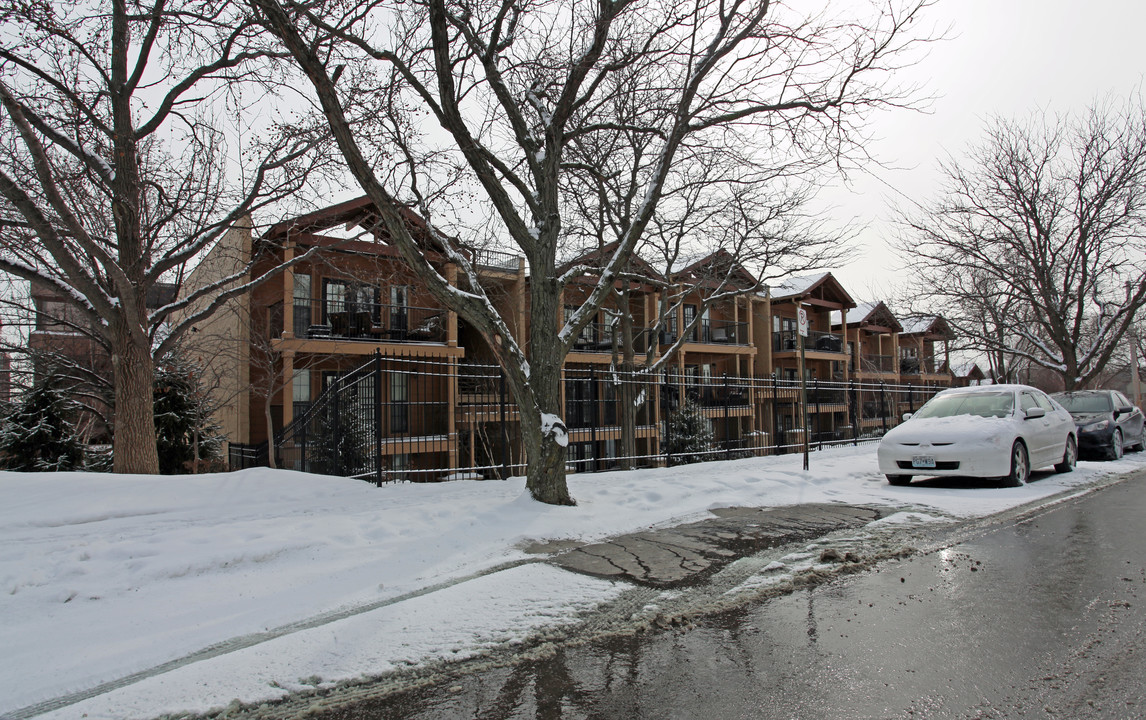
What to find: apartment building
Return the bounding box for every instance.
[898,315,955,385]
[27,280,176,443]
[185,199,957,478]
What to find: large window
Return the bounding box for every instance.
[390,286,409,334]
[292,273,311,336]
[775,315,798,351]
[323,279,379,336]
[292,369,311,418]
[683,304,698,341]
[39,300,85,332]
[390,371,409,433]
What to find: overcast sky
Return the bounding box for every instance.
[827,0,1146,300]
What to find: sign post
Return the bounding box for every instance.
[797,307,810,471]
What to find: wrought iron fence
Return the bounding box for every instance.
[247,352,946,484]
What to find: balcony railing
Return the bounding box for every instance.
[471,247,522,271]
[858,354,896,374]
[681,319,747,345]
[570,323,655,353]
[292,298,447,343]
[900,355,939,375]
[773,329,844,353]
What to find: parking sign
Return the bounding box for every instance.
[797,307,808,337]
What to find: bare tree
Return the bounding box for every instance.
[0,0,333,473]
[248,0,933,504]
[565,155,852,466]
[899,98,1146,391]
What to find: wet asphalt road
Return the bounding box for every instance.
[317,476,1146,720]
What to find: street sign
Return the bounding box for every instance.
[797,307,809,337]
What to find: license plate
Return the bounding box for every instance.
[912,455,936,468]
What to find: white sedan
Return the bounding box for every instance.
[877,384,1077,487]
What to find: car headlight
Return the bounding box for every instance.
[1081,419,1109,432]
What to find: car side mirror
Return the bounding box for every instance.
[1024,407,1046,419]
[1116,406,1133,416]
[902,412,913,422]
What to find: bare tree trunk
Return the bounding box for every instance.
[264,395,278,469]
[527,432,572,505]
[111,333,159,474]
[519,285,573,505]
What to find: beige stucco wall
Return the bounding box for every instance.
[176,219,253,445]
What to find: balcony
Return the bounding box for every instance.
[571,323,656,354]
[773,329,844,353]
[900,355,939,375]
[289,298,447,343]
[471,247,522,272]
[683,319,748,345]
[857,354,896,374]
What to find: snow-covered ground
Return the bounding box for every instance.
[3,445,1144,719]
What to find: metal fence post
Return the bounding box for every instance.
[814,378,821,450]
[724,373,731,460]
[373,350,383,486]
[663,370,672,467]
[590,366,598,472]
[849,379,858,446]
[499,368,508,479]
[771,372,780,453]
[879,380,888,435]
[332,377,342,476]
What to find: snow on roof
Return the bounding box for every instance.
[900,315,940,335]
[831,301,878,326]
[770,271,830,299]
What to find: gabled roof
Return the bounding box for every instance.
[262,195,441,253]
[830,300,902,332]
[674,249,758,290]
[556,241,664,283]
[900,314,955,339]
[952,362,987,380]
[769,271,856,309]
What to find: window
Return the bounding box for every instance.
[565,305,595,346]
[293,273,312,336]
[775,316,797,351]
[683,304,698,341]
[568,441,594,472]
[658,299,678,339]
[324,280,379,323]
[565,375,594,428]
[292,369,311,417]
[389,286,409,333]
[1034,392,1056,413]
[1020,392,1039,413]
[39,300,84,332]
[390,371,409,433]
[390,453,409,478]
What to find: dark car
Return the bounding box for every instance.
[1050,390,1145,460]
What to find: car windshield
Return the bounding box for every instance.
[913,392,1014,419]
[1054,393,1112,413]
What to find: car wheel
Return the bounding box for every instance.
[886,474,911,486]
[1002,441,1029,487]
[1107,429,1124,461]
[1054,435,1077,474]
